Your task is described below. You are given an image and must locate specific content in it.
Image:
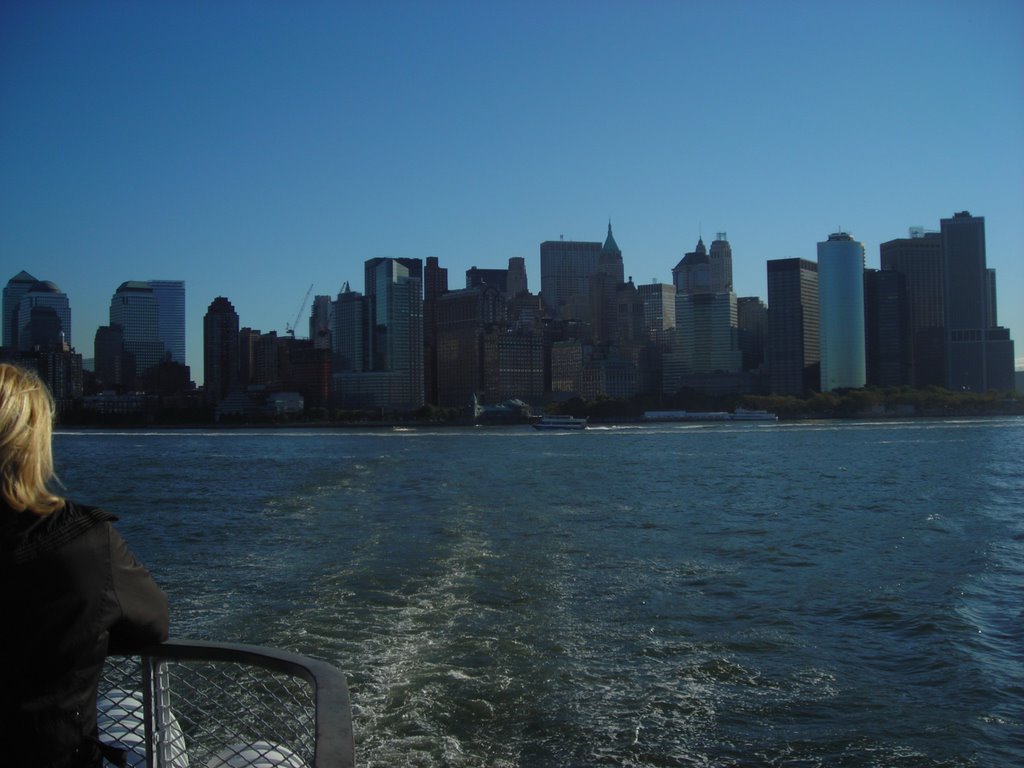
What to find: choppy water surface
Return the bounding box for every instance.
[55,418,1024,767]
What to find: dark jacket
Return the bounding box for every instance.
[0,499,169,767]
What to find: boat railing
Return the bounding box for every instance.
[100,638,354,768]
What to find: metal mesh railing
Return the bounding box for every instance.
[100,639,354,768]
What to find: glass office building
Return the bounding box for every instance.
[817,232,866,392]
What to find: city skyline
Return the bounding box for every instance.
[2,2,1022,383]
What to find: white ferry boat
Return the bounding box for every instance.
[532,415,588,430]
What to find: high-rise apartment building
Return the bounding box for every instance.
[540,238,602,315]
[203,296,240,404]
[4,270,38,350]
[941,212,1015,392]
[148,280,186,366]
[817,232,866,391]
[766,258,819,396]
[880,230,945,388]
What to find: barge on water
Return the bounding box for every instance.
[643,408,777,423]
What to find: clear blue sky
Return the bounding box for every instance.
[3,1,1022,385]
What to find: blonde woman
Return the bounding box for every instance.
[0,363,168,767]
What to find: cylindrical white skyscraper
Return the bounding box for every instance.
[817,232,866,391]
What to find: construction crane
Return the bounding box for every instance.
[285,283,314,338]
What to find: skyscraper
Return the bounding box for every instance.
[540,237,602,315]
[16,280,71,352]
[598,222,624,284]
[309,295,333,349]
[637,283,676,339]
[333,283,366,374]
[708,233,734,293]
[110,281,164,379]
[4,270,38,350]
[148,279,186,366]
[203,297,240,404]
[817,232,866,391]
[423,256,448,406]
[354,257,424,409]
[506,257,528,298]
[880,230,945,388]
[766,258,819,396]
[941,212,1015,392]
[864,269,912,387]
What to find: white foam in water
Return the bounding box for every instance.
[205,742,306,768]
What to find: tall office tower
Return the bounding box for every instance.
[238,327,260,387]
[309,295,333,349]
[423,257,448,405]
[148,280,186,365]
[466,266,508,292]
[203,297,240,404]
[637,283,676,339]
[109,282,165,380]
[333,283,366,373]
[880,229,945,388]
[506,257,528,298]
[737,296,767,372]
[363,257,423,409]
[615,279,647,346]
[817,232,866,391]
[598,222,624,284]
[435,285,506,407]
[664,291,742,389]
[16,280,71,352]
[364,257,422,301]
[864,269,912,387]
[766,258,819,396]
[94,324,127,388]
[540,238,602,315]
[709,233,734,292]
[4,270,38,350]
[941,211,1015,392]
[672,238,710,294]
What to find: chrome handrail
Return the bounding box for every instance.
[103,638,354,768]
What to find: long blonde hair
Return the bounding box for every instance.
[0,363,64,514]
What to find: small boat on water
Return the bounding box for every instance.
[533,415,588,430]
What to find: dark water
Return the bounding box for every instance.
[54,418,1023,767]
